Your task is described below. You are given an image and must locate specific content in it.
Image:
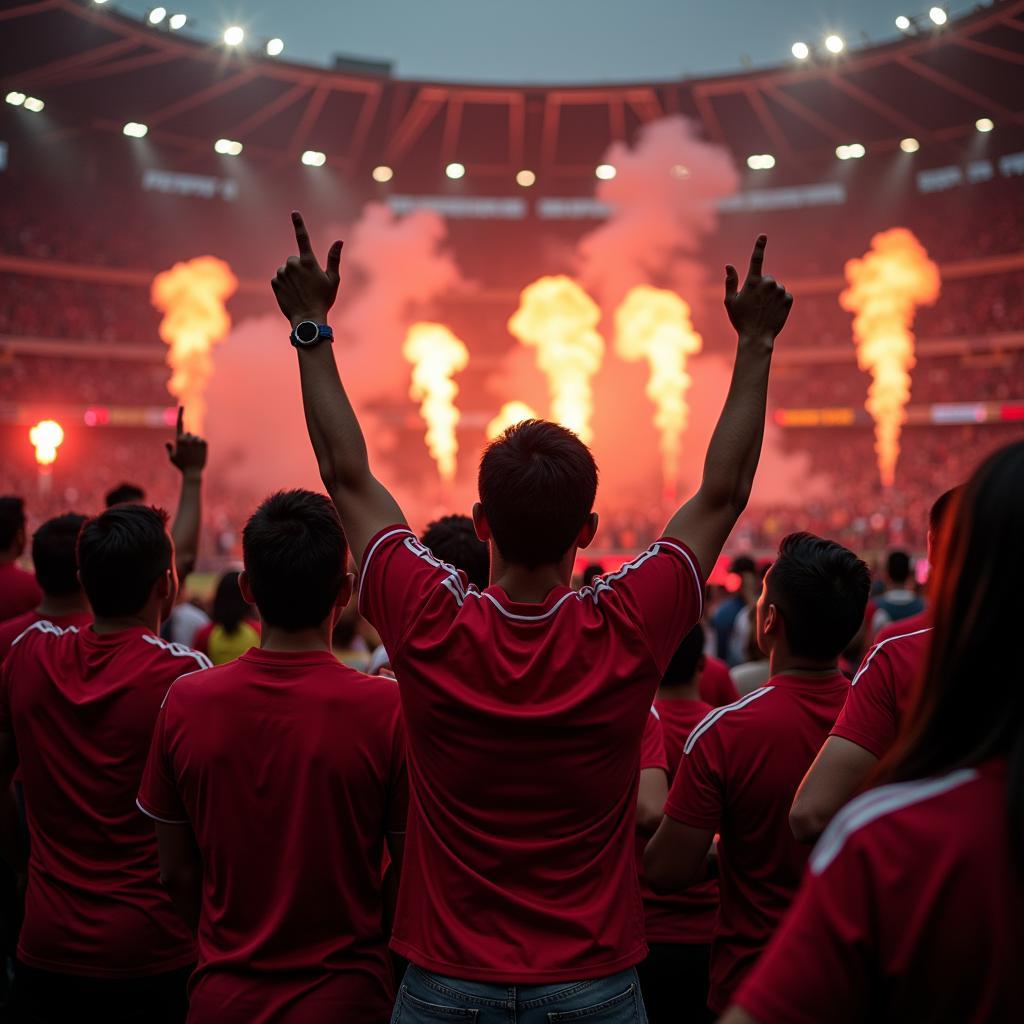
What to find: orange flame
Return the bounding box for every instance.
[151,256,238,434]
[840,228,940,487]
[486,400,540,441]
[29,419,64,467]
[614,286,703,501]
[402,322,470,483]
[508,276,604,442]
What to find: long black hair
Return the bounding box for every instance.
[212,570,252,636]
[880,440,1024,863]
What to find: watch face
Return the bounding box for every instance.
[295,321,320,344]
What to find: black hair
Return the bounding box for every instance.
[730,554,757,575]
[662,625,706,687]
[211,570,252,636]
[881,441,1024,865]
[886,550,912,585]
[0,496,26,550]
[242,490,348,630]
[478,419,598,569]
[421,515,490,590]
[581,563,604,588]
[928,486,962,536]
[105,483,146,509]
[766,532,871,661]
[77,505,172,617]
[32,513,87,597]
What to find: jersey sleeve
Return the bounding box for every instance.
[831,646,899,759]
[358,526,468,657]
[641,708,669,772]
[597,539,704,674]
[663,722,722,830]
[731,839,871,1023]
[137,699,189,825]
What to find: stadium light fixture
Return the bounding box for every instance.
[123,122,149,138]
[223,25,245,47]
[900,137,920,153]
[214,138,243,156]
[169,13,187,31]
[93,0,110,4]
[22,96,45,113]
[266,38,285,56]
[372,165,394,183]
[895,15,911,31]
[975,117,994,133]
[791,41,810,60]
[5,92,26,107]
[301,150,326,167]
[516,169,536,187]
[747,154,776,170]
[928,7,947,26]
[148,7,167,25]
[824,34,845,54]
[595,163,616,180]
[836,143,865,160]
[445,162,466,180]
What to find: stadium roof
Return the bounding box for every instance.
[1,0,1023,179]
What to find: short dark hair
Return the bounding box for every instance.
[886,550,912,585]
[77,505,172,617]
[242,490,349,630]
[32,513,87,597]
[478,420,598,569]
[928,487,962,536]
[662,625,705,687]
[766,532,871,661]
[730,554,757,576]
[0,496,26,550]
[105,483,146,508]
[582,563,604,588]
[421,515,489,590]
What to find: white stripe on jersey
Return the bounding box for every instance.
[810,767,978,875]
[683,686,775,756]
[135,797,188,826]
[650,705,661,720]
[11,619,80,648]
[852,627,933,686]
[141,633,212,670]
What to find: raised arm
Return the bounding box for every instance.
[272,212,406,565]
[167,406,207,581]
[665,236,792,578]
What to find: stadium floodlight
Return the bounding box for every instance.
[93,0,110,4]
[445,162,466,180]
[214,138,243,156]
[223,25,245,47]
[301,150,326,167]
[791,41,810,60]
[148,7,167,25]
[824,34,845,54]
[5,92,26,107]
[123,122,149,138]
[900,137,920,153]
[266,38,285,56]
[836,142,865,160]
[747,154,776,170]
[372,165,394,183]
[595,163,616,180]
[928,7,947,26]
[975,117,994,133]
[169,13,187,30]
[516,169,536,187]
[23,96,45,113]
[895,15,911,31]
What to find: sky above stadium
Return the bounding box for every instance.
[117,0,946,83]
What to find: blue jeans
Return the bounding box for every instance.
[391,965,649,1023]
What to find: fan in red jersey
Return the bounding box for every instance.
[722,441,1024,1024]
[272,214,791,1018]
[0,497,42,623]
[645,533,870,1016]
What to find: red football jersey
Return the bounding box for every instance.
[358,527,704,982]
[663,672,850,1012]
[0,563,42,623]
[643,697,720,945]
[874,608,929,644]
[641,706,669,773]
[831,627,931,759]
[138,648,408,1024]
[0,622,206,977]
[734,760,1024,1022]
[699,656,739,708]
[0,610,92,662]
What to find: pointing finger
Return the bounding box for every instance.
[326,240,343,282]
[176,406,184,438]
[724,264,739,300]
[292,211,314,258]
[746,234,767,282]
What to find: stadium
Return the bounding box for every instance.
[0,1,1023,1021]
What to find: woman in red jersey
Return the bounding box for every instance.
[722,440,1024,1024]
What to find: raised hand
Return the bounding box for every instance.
[165,407,208,475]
[271,212,343,329]
[724,235,793,344]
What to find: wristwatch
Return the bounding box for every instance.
[289,321,334,348]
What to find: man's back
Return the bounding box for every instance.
[0,562,41,622]
[0,609,92,662]
[0,622,203,976]
[138,649,406,1023]
[360,527,703,981]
